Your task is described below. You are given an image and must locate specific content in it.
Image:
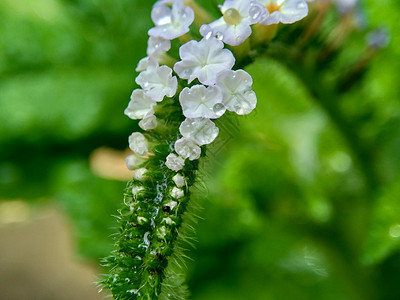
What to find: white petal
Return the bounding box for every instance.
[197,0,258,46]
[205,18,252,46]
[128,132,148,156]
[136,57,150,72]
[179,118,219,146]
[259,0,309,24]
[147,36,171,56]
[249,2,270,23]
[179,85,224,119]
[165,153,185,171]
[151,2,172,26]
[172,173,186,187]
[148,0,194,40]
[136,65,177,102]
[174,38,235,85]
[139,113,158,131]
[125,154,144,170]
[279,0,308,23]
[174,137,201,160]
[124,90,155,120]
[171,187,184,199]
[134,168,148,181]
[216,69,257,115]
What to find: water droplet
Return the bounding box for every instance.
[215,31,224,41]
[213,103,226,117]
[223,8,241,26]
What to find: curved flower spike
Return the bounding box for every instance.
[124,89,156,120]
[174,38,235,85]
[179,118,219,146]
[136,63,177,102]
[179,85,225,119]
[148,0,195,40]
[216,69,257,115]
[174,137,202,160]
[200,0,267,46]
[256,0,309,25]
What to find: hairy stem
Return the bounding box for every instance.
[101,98,199,299]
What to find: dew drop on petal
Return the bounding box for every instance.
[215,31,224,41]
[223,8,241,26]
[213,103,226,118]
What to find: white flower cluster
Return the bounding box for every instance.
[200,0,309,46]
[125,0,309,173]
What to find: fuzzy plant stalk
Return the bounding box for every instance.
[100,0,386,298]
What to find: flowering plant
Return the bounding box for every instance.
[99,0,390,299]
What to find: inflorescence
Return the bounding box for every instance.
[125,0,311,177]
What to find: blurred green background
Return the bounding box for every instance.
[0,0,399,299]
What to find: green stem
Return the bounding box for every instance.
[101,99,199,299]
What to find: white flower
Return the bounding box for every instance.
[136,57,151,72]
[128,132,148,156]
[139,113,158,131]
[256,0,309,25]
[172,173,186,188]
[174,137,201,160]
[134,168,148,181]
[135,37,172,72]
[147,36,171,57]
[179,85,225,119]
[124,90,155,120]
[179,118,219,146]
[148,0,194,40]
[136,63,177,102]
[164,200,178,210]
[171,187,184,199]
[125,154,144,170]
[200,0,267,46]
[165,153,185,171]
[216,69,257,115]
[174,38,235,85]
